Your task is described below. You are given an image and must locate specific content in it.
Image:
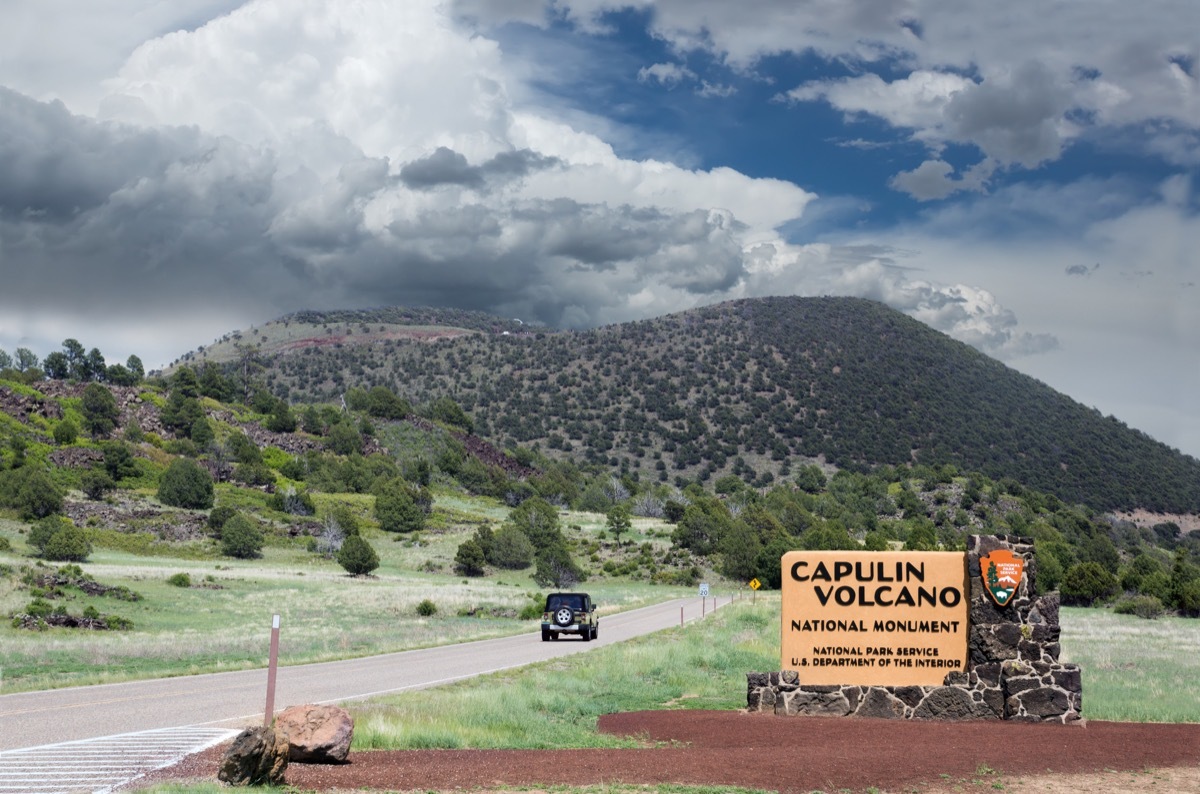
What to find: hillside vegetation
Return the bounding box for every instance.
[177,297,1200,514]
[2,316,1199,688]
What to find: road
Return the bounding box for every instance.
[0,596,717,752]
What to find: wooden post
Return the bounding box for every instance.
[264,614,280,727]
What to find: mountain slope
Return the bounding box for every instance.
[192,297,1200,513]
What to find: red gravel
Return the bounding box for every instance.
[130,710,1200,793]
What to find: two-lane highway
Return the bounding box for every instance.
[1,596,715,752]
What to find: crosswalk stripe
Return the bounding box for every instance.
[0,727,239,794]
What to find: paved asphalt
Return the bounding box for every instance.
[1,595,723,752]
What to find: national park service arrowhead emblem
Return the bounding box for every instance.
[980,549,1025,607]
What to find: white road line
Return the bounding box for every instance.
[0,727,239,794]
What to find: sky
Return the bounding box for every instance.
[0,0,1197,459]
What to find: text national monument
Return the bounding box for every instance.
[748,535,1083,722]
[783,551,968,686]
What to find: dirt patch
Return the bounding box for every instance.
[1112,509,1200,535]
[126,710,1200,793]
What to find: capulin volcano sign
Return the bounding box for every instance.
[781,551,969,686]
[980,549,1025,607]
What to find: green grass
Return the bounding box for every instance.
[351,601,778,750]
[1060,606,1200,722]
[343,601,1199,752]
[0,501,691,693]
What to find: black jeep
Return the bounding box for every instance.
[541,592,598,641]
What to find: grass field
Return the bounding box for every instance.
[0,498,694,693]
[339,601,1200,754]
[1060,606,1200,723]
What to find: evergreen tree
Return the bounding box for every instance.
[337,534,379,576]
[454,538,487,576]
[158,458,214,509]
[606,504,632,547]
[374,479,425,533]
[81,383,120,438]
[220,514,264,558]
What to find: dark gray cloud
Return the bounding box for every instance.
[1065,263,1099,276]
[945,62,1073,167]
[0,87,201,219]
[0,89,747,335]
[399,146,559,189]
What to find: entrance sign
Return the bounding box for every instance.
[980,549,1025,607]
[781,551,969,686]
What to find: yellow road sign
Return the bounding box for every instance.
[749,578,761,590]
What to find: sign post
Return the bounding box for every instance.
[699,582,709,616]
[749,577,761,604]
[264,614,280,727]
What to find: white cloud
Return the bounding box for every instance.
[485,1,1200,177]
[637,62,696,87]
[5,0,1191,462]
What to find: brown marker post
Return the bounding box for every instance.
[263,614,280,727]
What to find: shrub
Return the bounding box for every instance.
[488,524,535,569]
[42,524,92,562]
[454,539,486,576]
[102,441,139,481]
[1113,595,1165,619]
[375,479,425,533]
[1060,562,1120,606]
[271,486,315,516]
[326,422,362,455]
[81,468,115,500]
[337,535,379,576]
[29,515,74,555]
[533,544,585,589]
[0,467,65,520]
[328,504,360,536]
[232,462,276,487]
[265,402,297,433]
[158,458,214,509]
[220,514,264,559]
[166,572,192,588]
[366,386,410,419]
[1177,580,1200,617]
[207,505,237,535]
[416,598,437,617]
[24,597,54,618]
[53,419,79,445]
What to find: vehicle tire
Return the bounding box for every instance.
[551,631,560,640]
[554,606,574,628]
[582,625,591,642]
[541,627,550,642]
[591,625,598,640]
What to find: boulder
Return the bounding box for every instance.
[218,726,289,786]
[275,704,354,763]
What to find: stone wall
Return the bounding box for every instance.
[747,535,1082,722]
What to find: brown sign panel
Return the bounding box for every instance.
[781,551,969,686]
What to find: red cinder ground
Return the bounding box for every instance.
[127,710,1200,793]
